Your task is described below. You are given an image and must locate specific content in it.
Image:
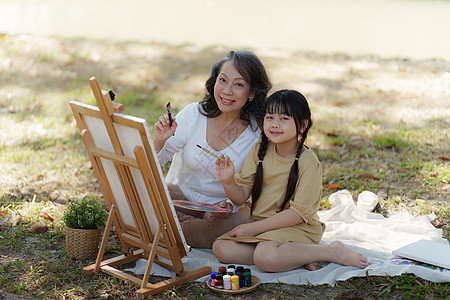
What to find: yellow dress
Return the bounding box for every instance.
[218,142,325,245]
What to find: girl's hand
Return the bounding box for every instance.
[211,201,232,219]
[228,222,260,238]
[153,114,177,151]
[215,155,235,183]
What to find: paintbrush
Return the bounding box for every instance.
[196,144,226,162]
[166,102,173,126]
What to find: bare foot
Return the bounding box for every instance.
[304,261,322,271]
[330,241,370,268]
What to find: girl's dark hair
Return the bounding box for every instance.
[199,50,272,131]
[250,89,312,214]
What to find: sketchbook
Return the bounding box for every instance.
[392,239,450,269]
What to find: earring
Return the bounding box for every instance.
[298,135,302,141]
[248,97,254,102]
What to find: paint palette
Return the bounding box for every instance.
[206,275,260,294]
[172,200,229,213]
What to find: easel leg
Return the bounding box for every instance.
[93,204,116,273]
[140,225,162,289]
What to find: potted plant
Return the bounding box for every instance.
[63,195,108,259]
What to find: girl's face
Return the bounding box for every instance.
[264,112,298,147]
[214,61,254,114]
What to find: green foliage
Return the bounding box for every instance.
[63,196,108,229]
[374,135,409,151]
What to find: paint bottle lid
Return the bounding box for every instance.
[235,266,244,275]
[227,265,235,273]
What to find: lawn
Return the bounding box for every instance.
[0,33,449,299]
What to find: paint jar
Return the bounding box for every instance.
[214,274,223,289]
[227,264,235,274]
[243,271,252,287]
[235,266,244,275]
[218,266,227,275]
[231,275,240,290]
[210,272,218,286]
[238,274,244,288]
[223,274,231,290]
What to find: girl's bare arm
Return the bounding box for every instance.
[229,208,303,237]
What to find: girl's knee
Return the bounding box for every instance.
[253,246,279,272]
[212,240,231,263]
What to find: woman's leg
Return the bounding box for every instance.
[212,239,256,265]
[180,206,249,248]
[253,240,369,272]
[166,183,250,248]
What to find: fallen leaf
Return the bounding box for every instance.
[358,174,379,180]
[438,156,450,161]
[326,130,339,137]
[323,184,343,190]
[348,145,361,151]
[39,211,54,222]
[425,143,433,147]
[431,219,445,228]
[28,222,48,234]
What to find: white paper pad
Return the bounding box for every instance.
[393,239,450,269]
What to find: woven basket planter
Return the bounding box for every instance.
[65,226,102,259]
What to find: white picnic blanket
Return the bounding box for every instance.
[126,193,450,285]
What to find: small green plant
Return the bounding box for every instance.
[63,196,108,229]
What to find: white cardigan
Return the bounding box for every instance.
[157,102,260,211]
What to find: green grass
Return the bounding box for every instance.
[0,33,449,299]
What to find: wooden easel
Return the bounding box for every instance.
[69,77,211,298]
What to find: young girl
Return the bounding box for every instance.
[213,89,369,272]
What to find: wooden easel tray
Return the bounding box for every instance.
[206,275,260,294]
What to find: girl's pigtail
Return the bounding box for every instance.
[278,126,310,212]
[250,134,269,214]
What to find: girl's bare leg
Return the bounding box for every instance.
[253,240,369,272]
[213,239,256,265]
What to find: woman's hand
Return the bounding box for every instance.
[153,114,177,152]
[211,201,232,219]
[215,155,235,183]
[228,222,260,238]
